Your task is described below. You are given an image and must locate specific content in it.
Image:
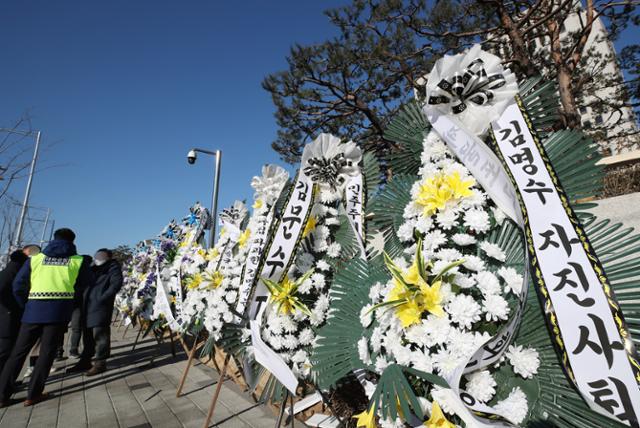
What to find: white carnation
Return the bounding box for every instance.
[316,259,331,272]
[360,305,374,328]
[475,271,501,296]
[464,209,490,233]
[447,294,481,329]
[358,337,372,365]
[398,222,416,242]
[326,242,342,258]
[498,266,524,295]
[465,370,497,403]
[479,241,506,262]
[462,255,486,272]
[495,387,529,424]
[483,294,510,321]
[451,233,477,246]
[506,345,540,379]
[492,207,506,225]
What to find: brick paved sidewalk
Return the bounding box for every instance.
[0,323,278,428]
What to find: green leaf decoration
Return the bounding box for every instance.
[363,150,382,201]
[367,174,415,258]
[311,256,389,390]
[316,77,638,427]
[383,100,429,175]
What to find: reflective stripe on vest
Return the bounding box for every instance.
[29,253,83,300]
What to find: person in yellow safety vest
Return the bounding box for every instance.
[0,228,94,407]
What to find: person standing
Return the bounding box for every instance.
[0,251,28,371]
[71,249,122,376]
[0,228,93,407]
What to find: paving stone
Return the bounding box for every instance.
[0,321,279,428]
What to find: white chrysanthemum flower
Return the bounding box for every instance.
[326,242,341,258]
[464,209,490,233]
[433,348,464,377]
[358,337,372,365]
[297,277,313,294]
[483,294,510,321]
[423,315,451,345]
[506,345,540,379]
[360,304,374,328]
[422,133,449,160]
[465,370,497,403]
[447,329,479,359]
[316,259,331,272]
[291,350,307,363]
[435,248,463,263]
[451,233,477,246]
[374,356,390,374]
[422,230,447,251]
[447,294,481,329]
[495,387,529,424]
[406,324,429,348]
[299,328,314,346]
[479,241,506,262]
[492,206,506,225]
[370,327,384,353]
[454,274,475,289]
[368,282,383,302]
[462,255,486,272]
[319,188,342,203]
[475,271,501,296]
[436,208,458,230]
[414,215,433,234]
[398,222,416,242]
[403,202,423,219]
[311,273,326,291]
[430,387,457,415]
[283,334,298,349]
[497,266,524,295]
[281,316,298,333]
[410,350,434,373]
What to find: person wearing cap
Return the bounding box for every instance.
[69,248,122,375]
[0,250,28,371]
[0,228,94,407]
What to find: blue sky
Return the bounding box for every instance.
[1,1,637,254]
[0,0,345,253]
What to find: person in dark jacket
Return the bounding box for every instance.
[0,228,94,407]
[70,249,122,376]
[0,250,28,371]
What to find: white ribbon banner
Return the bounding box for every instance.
[154,265,180,331]
[248,173,316,394]
[492,100,640,426]
[235,207,275,320]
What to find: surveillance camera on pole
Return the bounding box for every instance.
[186,148,222,248]
[187,150,197,165]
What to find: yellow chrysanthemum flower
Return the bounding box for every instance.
[262,270,314,316]
[372,239,463,328]
[416,171,475,217]
[238,229,251,248]
[353,406,376,428]
[203,270,224,289]
[207,248,220,261]
[253,199,264,209]
[186,273,203,290]
[424,402,455,428]
[302,215,318,238]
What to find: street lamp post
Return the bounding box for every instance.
[186,148,222,248]
[0,128,42,249]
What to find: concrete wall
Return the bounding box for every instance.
[588,192,640,231]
